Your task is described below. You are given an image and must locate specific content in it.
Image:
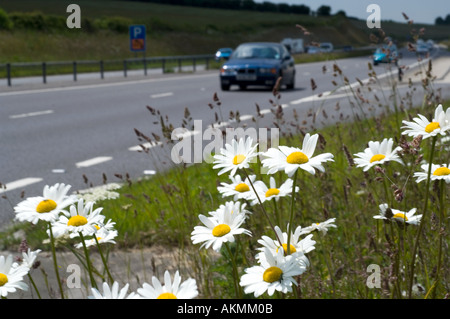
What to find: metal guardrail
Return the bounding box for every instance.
[0,54,215,86]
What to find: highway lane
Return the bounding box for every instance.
[1,49,449,227]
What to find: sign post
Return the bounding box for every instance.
[129,25,146,52]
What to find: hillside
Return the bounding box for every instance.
[0,0,448,63]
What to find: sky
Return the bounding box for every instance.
[254,0,449,24]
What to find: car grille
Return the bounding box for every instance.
[237,68,256,74]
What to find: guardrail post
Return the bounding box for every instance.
[123,60,127,77]
[73,61,77,82]
[100,60,104,79]
[206,57,209,70]
[6,63,11,87]
[178,58,182,73]
[42,62,47,84]
[162,58,166,74]
[193,58,196,72]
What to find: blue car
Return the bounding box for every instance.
[220,42,296,91]
[373,44,398,66]
[215,48,233,62]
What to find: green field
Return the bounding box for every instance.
[0,0,377,63]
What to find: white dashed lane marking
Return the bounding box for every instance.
[75,156,113,168]
[0,177,43,193]
[9,110,54,119]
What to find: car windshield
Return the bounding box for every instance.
[231,44,281,59]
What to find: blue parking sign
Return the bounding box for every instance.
[129,25,146,52]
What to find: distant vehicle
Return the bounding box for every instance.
[306,46,320,54]
[426,39,435,50]
[281,38,304,54]
[373,44,398,65]
[219,42,296,91]
[342,45,353,52]
[215,48,233,62]
[416,43,429,54]
[319,42,334,53]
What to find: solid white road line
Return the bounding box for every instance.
[75,156,112,168]
[0,177,43,193]
[9,109,54,119]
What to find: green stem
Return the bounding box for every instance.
[94,237,114,284]
[48,223,65,299]
[408,136,437,298]
[432,179,446,298]
[224,242,241,298]
[287,170,299,255]
[79,232,97,289]
[242,168,282,246]
[27,273,42,299]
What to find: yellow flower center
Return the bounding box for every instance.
[265,188,280,198]
[233,154,246,165]
[36,199,57,213]
[263,266,283,283]
[276,244,297,256]
[425,122,440,133]
[393,213,408,221]
[235,183,250,192]
[0,273,8,287]
[370,154,386,163]
[157,292,177,299]
[433,167,450,176]
[286,151,309,164]
[67,215,88,227]
[212,224,231,237]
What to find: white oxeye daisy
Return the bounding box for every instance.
[261,133,334,177]
[240,248,309,298]
[13,183,76,225]
[414,163,450,184]
[0,255,29,298]
[353,138,403,172]
[50,199,104,238]
[375,203,422,225]
[191,202,251,251]
[90,281,140,299]
[250,177,299,206]
[303,218,337,234]
[217,174,257,201]
[20,248,42,270]
[137,270,198,299]
[402,104,450,139]
[213,137,259,176]
[256,225,315,262]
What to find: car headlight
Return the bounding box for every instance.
[221,66,236,75]
[259,67,277,74]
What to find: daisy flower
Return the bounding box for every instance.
[213,137,259,176]
[90,281,140,299]
[137,270,198,299]
[414,163,450,184]
[240,248,309,298]
[50,199,104,238]
[353,138,403,172]
[0,254,29,298]
[402,104,450,139]
[256,225,315,261]
[191,202,251,251]
[13,183,76,225]
[75,228,118,249]
[250,177,299,206]
[261,133,334,177]
[19,248,42,270]
[303,218,337,234]
[374,203,422,225]
[217,174,257,201]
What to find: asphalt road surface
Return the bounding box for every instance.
[1,48,450,229]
